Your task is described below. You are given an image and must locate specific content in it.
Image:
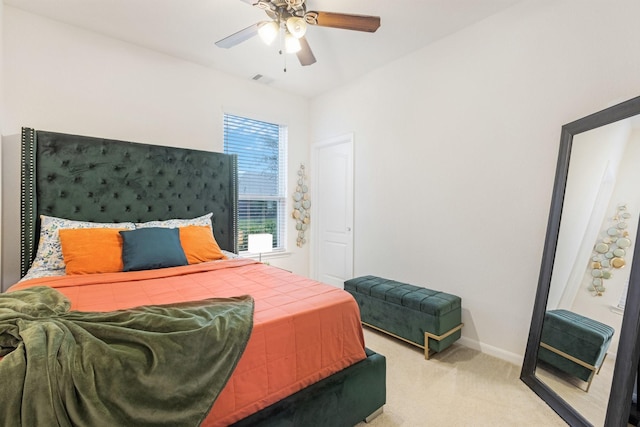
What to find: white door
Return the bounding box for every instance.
[311,134,354,288]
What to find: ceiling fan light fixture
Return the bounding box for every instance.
[286,17,307,38]
[258,21,279,45]
[284,31,302,53]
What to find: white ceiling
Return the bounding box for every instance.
[4,0,522,98]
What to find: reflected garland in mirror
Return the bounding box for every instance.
[589,204,632,296]
[521,95,640,427]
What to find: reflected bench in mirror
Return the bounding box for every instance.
[538,309,614,392]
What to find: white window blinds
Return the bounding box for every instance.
[223,114,287,253]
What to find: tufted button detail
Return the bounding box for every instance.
[113,193,118,199]
[59,191,66,198]
[74,176,82,183]
[74,206,81,213]
[100,206,106,212]
[147,206,153,212]
[100,179,107,185]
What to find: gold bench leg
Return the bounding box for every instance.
[539,341,601,392]
[424,323,464,360]
[362,322,463,360]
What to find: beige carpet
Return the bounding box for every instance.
[356,327,570,426]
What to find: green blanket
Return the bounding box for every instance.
[0,286,254,427]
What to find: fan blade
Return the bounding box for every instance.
[215,23,261,48]
[296,37,316,66]
[305,11,380,33]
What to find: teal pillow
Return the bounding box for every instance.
[120,228,188,272]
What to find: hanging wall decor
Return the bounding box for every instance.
[292,163,310,247]
[589,204,633,296]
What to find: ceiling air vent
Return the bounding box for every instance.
[250,74,274,84]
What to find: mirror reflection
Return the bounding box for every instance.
[535,114,640,426]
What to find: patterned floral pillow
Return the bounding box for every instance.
[134,212,213,229]
[21,266,66,281]
[28,215,136,273]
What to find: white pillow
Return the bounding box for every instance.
[28,215,136,272]
[135,212,213,229]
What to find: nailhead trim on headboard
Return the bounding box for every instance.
[20,128,238,277]
[20,127,37,277]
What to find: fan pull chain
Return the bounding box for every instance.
[278,30,287,73]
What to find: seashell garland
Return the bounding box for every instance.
[293,163,310,247]
[589,204,632,296]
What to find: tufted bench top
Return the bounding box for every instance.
[543,309,614,346]
[344,275,461,317]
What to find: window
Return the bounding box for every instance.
[223,114,287,253]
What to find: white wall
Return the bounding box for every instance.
[1,7,310,290]
[309,0,640,363]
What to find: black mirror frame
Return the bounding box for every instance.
[521,95,640,427]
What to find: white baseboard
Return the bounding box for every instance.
[457,337,618,368]
[458,336,524,366]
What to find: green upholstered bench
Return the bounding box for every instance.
[344,276,463,360]
[538,309,615,392]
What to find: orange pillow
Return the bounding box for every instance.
[179,225,226,264]
[59,228,126,275]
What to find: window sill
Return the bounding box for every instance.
[242,250,291,261]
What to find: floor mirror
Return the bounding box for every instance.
[521,95,640,427]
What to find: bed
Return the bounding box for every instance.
[4,128,386,426]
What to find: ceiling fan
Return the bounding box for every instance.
[215,0,381,67]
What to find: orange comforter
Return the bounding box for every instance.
[9,258,367,426]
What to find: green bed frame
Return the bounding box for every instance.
[19,127,386,426]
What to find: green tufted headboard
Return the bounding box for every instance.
[20,127,238,277]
